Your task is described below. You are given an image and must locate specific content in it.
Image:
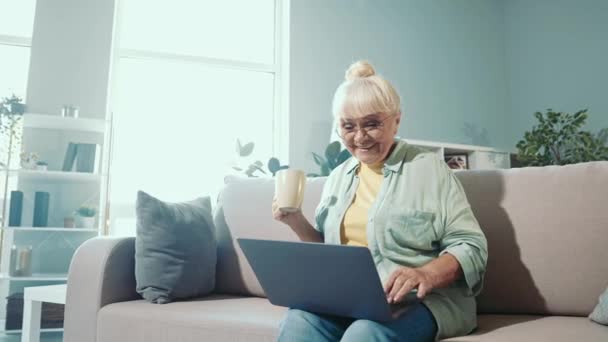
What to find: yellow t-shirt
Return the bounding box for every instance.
[340,162,384,246]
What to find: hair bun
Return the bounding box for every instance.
[345,60,376,81]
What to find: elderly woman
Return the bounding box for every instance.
[272,61,488,342]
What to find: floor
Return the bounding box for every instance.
[0,332,62,342]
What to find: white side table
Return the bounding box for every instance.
[21,284,67,342]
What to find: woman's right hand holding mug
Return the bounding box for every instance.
[272,197,305,228]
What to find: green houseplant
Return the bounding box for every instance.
[232,139,352,178]
[75,206,97,229]
[308,141,351,177]
[0,94,25,169]
[233,139,289,177]
[515,109,608,166]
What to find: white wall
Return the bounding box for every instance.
[26,0,116,118]
[289,0,510,172]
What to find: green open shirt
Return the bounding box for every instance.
[314,138,488,340]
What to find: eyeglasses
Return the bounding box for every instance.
[335,114,395,140]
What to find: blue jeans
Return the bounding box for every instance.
[277,302,437,342]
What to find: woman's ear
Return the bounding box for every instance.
[394,111,402,134]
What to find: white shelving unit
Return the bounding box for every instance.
[1,227,97,233]
[403,138,511,169]
[0,113,112,333]
[22,113,108,133]
[6,169,104,183]
[0,274,67,282]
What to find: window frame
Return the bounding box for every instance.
[0,34,31,48]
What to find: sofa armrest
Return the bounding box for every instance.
[64,237,139,342]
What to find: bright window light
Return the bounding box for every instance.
[0,45,30,98]
[120,0,275,64]
[111,58,274,203]
[109,1,279,236]
[0,0,36,37]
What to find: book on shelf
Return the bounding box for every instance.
[8,191,23,227]
[75,143,101,173]
[62,142,101,173]
[33,191,50,227]
[62,142,78,171]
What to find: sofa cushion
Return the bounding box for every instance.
[97,300,608,342]
[96,295,287,342]
[455,162,608,316]
[443,315,608,341]
[135,191,216,304]
[213,177,326,297]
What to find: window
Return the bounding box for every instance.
[0,0,36,98]
[109,0,287,235]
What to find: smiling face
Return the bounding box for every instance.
[338,112,400,165]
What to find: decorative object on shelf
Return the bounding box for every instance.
[63,216,75,228]
[74,205,96,228]
[0,94,25,169]
[75,143,100,173]
[515,109,608,166]
[60,104,79,118]
[8,190,23,227]
[33,191,50,227]
[232,139,289,177]
[309,141,351,177]
[444,154,469,170]
[35,160,48,171]
[20,151,40,169]
[9,244,32,276]
[62,142,101,173]
[62,142,78,171]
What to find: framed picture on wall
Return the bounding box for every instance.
[444,154,468,170]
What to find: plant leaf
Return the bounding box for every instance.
[336,148,351,165]
[236,139,242,155]
[312,152,326,166]
[240,142,255,157]
[325,141,341,161]
[267,157,280,173]
[321,164,330,176]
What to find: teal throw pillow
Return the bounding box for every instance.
[589,287,608,325]
[135,191,216,304]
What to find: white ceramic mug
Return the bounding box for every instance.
[275,169,306,212]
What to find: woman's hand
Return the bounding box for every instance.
[271,198,323,243]
[384,266,438,303]
[272,197,305,228]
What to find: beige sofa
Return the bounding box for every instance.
[64,162,608,341]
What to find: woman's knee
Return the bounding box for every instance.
[278,309,341,342]
[280,309,317,329]
[341,320,395,342]
[278,309,324,339]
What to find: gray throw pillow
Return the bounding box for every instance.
[135,190,216,304]
[589,287,608,325]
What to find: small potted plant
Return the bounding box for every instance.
[74,206,97,229]
[35,161,48,171]
[19,152,39,169]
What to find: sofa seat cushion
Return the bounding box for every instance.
[96,295,287,342]
[443,315,608,341]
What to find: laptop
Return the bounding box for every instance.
[237,238,419,321]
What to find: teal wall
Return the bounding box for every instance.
[503,0,608,147]
[289,0,608,171]
[289,0,510,171]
